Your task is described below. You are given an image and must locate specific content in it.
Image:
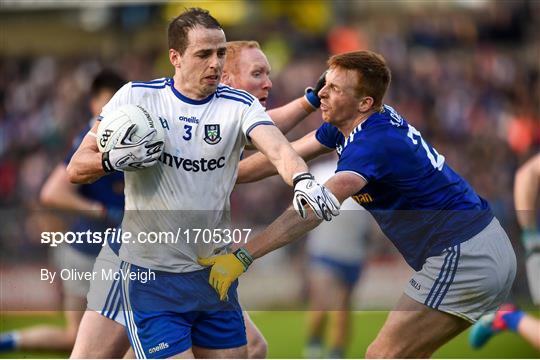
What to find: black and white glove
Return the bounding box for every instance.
[102,124,164,172]
[293,172,340,221]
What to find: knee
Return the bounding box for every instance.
[248,335,268,359]
[365,340,390,359]
[366,339,403,359]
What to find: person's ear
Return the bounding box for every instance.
[221,71,232,86]
[358,96,374,113]
[169,49,181,68]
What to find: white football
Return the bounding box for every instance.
[96,104,165,153]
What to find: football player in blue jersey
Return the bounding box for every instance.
[200,50,518,358]
[0,70,125,353]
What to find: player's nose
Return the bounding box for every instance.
[263,76,272,91]
[208,53,222,69]
[319,83,329,98]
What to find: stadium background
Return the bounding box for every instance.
[0,0,539,358]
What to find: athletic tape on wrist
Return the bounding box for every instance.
[234,248,254,270]
[102,152,114,173]
[293,172,314,187]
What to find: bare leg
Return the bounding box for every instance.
[244,312,268,358]
[328,310,350,352]
[123,346,135,358]
[17,296,85,351]
[327,277,353,357]
[306,311,327,342]
[366,293,470,358]
[70,310,130,358]
[518,315,540,349]
[192,345,248,359]
[168,347,195,359]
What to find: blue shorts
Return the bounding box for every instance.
[120,262,246,359]
[310,255,363,287]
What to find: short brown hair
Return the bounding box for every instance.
[224,41,261,75]
[328,50,391,109]
[168,8,222,54]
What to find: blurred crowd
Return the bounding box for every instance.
[0,1,538,272]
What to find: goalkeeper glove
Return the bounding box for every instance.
[198,248,253,301]
[293,172,340,221]
[304,70,327,109]
[102,124,164,172]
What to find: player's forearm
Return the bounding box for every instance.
[42,186,103,213]
[238,131,328,184]
[514,155,540,229]
[237,152,279,184]
[267,97,313,135]
[245,206,321,259]
[272,145,308,186]
[250,126,308,186]
[41,181,102,213]
[66,149,106,184]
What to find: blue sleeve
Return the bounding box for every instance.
[315,123,339,149]
[336,140,389,182]
[63,125,91,165]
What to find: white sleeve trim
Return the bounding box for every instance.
[335,170,368,183]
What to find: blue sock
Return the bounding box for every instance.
[307,336,323,347]
[502,310,525,332]
[305,336,324,358]
[0,332,19,352]
[328,347,345,358]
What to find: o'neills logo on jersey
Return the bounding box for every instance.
[178,115,199,124]
[148,342,169,354]
[352,193,373,204]
[160,151,226,172]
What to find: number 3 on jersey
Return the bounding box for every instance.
[183,124,192,141]
[407,125,445,170]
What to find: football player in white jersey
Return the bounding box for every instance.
[222,41,324,133]
[67,8,338,359]
[69,42,326,360]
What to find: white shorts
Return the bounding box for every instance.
[53,245,95,298]
[526,253,540,305]
[86,244,126,326]
[405,218,516,322]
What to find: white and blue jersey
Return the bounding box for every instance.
[96,78,269,357]
[99,77,273,272]
[63,123,124,256]
[315,105,493,271]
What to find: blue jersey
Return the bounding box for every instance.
[63,123,125,256]
[315,105,493,271]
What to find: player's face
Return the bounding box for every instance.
[318,67,362,126]
[227,48,272,107]
[172,26,227,98]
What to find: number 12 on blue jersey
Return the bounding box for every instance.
[407,125,445,170]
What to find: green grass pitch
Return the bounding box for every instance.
[1,311,538,358]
